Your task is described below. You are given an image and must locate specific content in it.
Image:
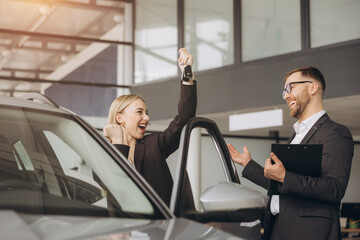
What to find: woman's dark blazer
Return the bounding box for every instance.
[114,81,197,206]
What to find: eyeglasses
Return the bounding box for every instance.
[282,81,313,98]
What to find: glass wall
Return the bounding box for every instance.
[135,0,178,83]
[0,0,133,128]
[241,0,301,62]
[134,0,359,80]
[310,0,360,48]
[184,0,234,71]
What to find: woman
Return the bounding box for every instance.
[103,48,196,206]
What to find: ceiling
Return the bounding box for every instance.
[0,0,129,96]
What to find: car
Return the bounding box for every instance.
[0,93,267,239]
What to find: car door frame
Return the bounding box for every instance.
[170,117,265,223]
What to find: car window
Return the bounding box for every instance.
[13,141,35,171]
[43,131,105,206]
[185,127,231,212]
[0,106,158,219]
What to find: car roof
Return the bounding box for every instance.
[0,94,71,115]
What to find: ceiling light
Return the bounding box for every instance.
[113,14,123,24]
[39,5,52,15]
[229,109,283,131]
[1,49,12,59]
[60,55,70,62]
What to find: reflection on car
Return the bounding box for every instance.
[0,93,266,239]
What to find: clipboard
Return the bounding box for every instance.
[269,144,323,195]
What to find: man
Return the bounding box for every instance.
[228,67,354,240]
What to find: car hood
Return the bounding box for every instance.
[0,210,243,240]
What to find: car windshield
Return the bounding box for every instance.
[0,105,160,219]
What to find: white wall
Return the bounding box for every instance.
[342,144,360,203]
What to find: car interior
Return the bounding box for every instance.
[0,104,160,219]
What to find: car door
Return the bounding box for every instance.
[170,117,267,239]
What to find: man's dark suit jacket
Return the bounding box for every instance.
[114,82,197,206]
[243,113,354,240]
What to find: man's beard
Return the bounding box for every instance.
[290,92,310,119]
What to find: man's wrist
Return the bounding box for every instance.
[243,158,251,167]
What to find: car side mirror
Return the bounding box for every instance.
[200,182,268,212]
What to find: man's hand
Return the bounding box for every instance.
[227,143,252,167]
[264,152,286,183]
[103,124,129,145]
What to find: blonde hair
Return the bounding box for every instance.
[107,95,146,124]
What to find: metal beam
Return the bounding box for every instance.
[301,0,311,51]
[10,0,131,13]
[1,67,52,74]
[0,43,78,55]
[0,89,40,94]
[9,37,81,53]
[0,76,131,88]
[0,68,52,79]
[0,28,134,46]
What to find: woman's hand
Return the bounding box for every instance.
[103,124,129,145]
[178,48,193,74]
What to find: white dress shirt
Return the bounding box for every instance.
[270,110,326,215]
